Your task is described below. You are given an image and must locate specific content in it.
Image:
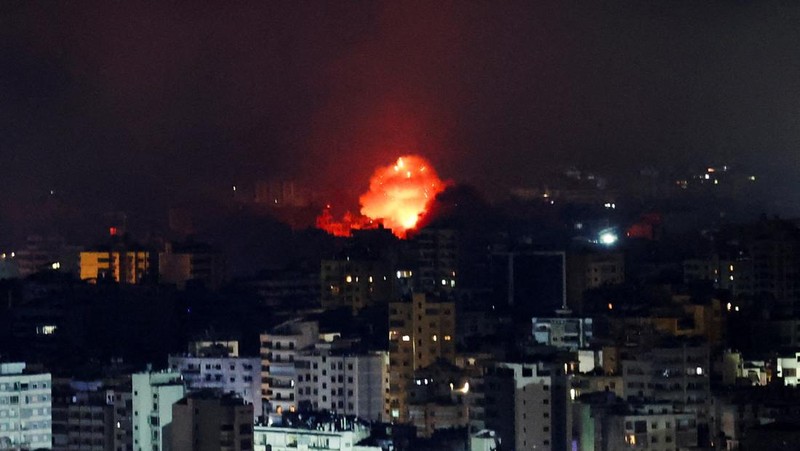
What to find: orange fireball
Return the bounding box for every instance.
[317,155,447,238]
[359,155,446,237]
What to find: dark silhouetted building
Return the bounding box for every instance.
[171,391,253,451]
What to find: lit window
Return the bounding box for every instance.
[401,335,411,342]
[36,325,57,335]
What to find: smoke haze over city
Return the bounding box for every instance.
[3,0,800,235]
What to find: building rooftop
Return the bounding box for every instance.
[0,362,26,376]
[263,410,370,432]
[175,389,251,407]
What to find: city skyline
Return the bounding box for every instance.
[2,1,800,226]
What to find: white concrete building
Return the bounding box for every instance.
[168,354,261,419]
[132,370,185,451]
[777,351,800,386]
[0,362,52,450]
[253,424,379,451]
[295,346,389,422]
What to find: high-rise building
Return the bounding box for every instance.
[0,362,52,450]
[111,384,133,451]
[171,391,253,451]
[483,361,571,451]
[259,320,319,417]
[411,229,458,294]
[388,293,455,421]
[131,370,185,451]
[294,345,389,422]
[52,379,115,451]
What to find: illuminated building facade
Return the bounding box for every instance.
[388,293,455,420]
[80,250,153,284]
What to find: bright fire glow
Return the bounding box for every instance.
[316,155,447,238]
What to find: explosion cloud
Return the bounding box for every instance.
[317,155,447,238]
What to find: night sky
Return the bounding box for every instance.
[3,1,800,236]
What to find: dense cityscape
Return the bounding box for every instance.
[1,160,798,451]
[4,2,800,451]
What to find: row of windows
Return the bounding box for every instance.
[192,374,253,383]
[261,341,297,350]
[0,381,49,391]
[0,395,49,405]
[0,421,50,432]
[297,374,355,384]
[176,362,254,371]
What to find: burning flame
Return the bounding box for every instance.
[317,155,447,238]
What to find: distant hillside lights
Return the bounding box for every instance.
[675,165,758,190]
